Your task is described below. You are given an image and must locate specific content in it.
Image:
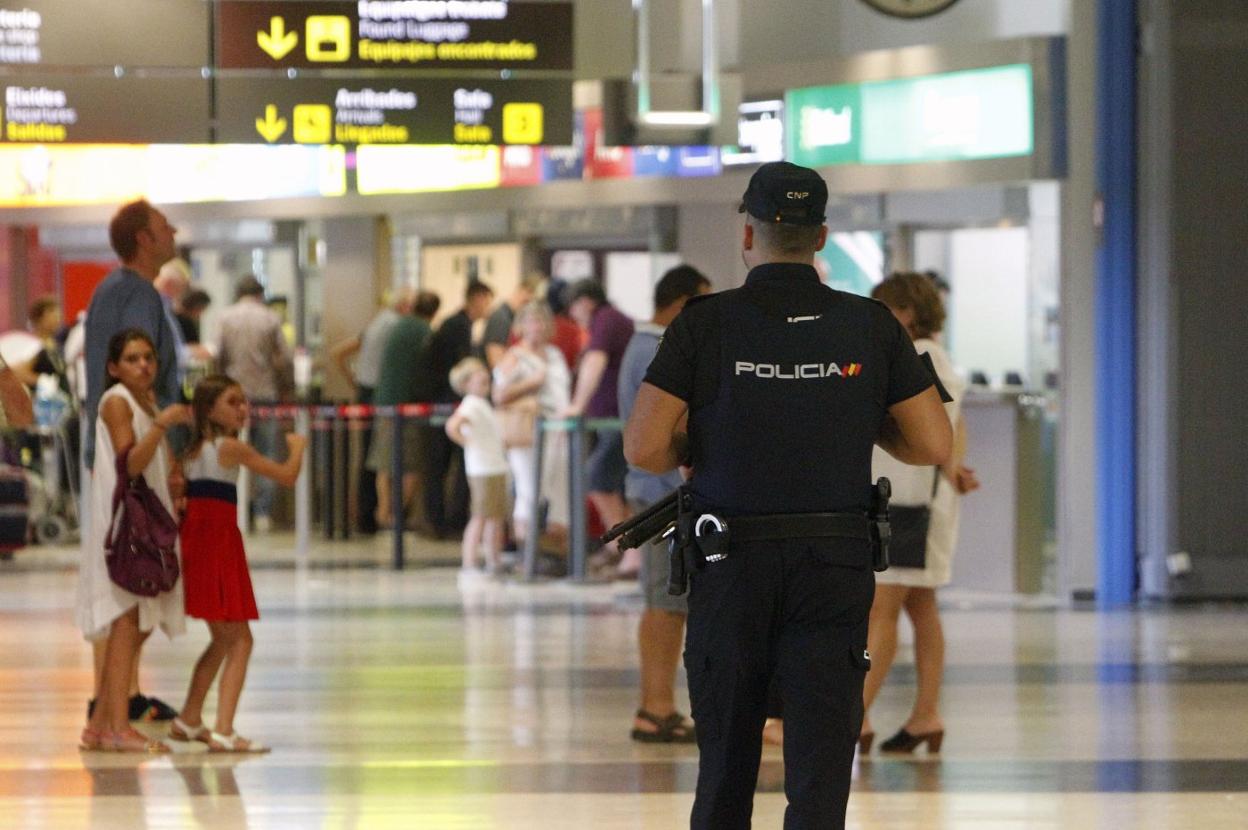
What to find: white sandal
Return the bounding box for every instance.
[169,716,210,743]
[205,730,269,754]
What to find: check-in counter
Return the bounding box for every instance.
[949,389,1056,595]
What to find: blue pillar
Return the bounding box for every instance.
[1095,0,1137,606]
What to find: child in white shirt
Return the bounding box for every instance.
[445,358,509,579]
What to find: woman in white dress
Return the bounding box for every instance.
[76,329,192,752]
[492,302,571,550]
[861,273,979,755]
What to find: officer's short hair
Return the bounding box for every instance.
[654,265,710,310]
[748,216,824,257]
[567,279,607,307]
[109,199,153,261]
[873,272,947,340]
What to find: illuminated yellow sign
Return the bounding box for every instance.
[356,145,500,195]
[257,16,298,61]
[0,144,347,207]
[255,104,288,142]
[306,15,352,62]
[293,104,332,144]
[502,103,544,145]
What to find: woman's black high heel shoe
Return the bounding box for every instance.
[879,728,944,754]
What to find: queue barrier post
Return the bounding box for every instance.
[567,415,589,582]
[319,408,335,540]
[237,423,251,534]
[521,414,546,582]
[294,407,311,568]
[334,411,351,540]
[389,405,406,570]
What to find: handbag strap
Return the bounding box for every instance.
[106,446,133,551]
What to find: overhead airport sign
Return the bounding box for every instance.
[721,99,785,167]
[217,0,574,71]
[0,0,209,67]
[216,77,572,145]
[0,75,210,143]
[787,64,1034,168]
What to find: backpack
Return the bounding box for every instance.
[105,446,180,597]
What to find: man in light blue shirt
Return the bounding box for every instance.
[84,200,180,468]
[617,264,711,743]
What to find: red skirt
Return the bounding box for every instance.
[181,497,258,621]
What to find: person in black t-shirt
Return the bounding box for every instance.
[625,162,952,830]
[417,280,494,537]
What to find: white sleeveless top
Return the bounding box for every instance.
[75,383,185,642]
[186,437,238,484]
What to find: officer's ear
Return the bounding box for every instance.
[742,222,755,252]
[816,225,829,252]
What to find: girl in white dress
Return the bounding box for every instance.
[861,273,979,755]
[493,302,572,547]
[76,329,191,752]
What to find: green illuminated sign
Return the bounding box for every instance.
[786,64,1034,167]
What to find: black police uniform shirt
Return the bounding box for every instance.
[644,263,934,517]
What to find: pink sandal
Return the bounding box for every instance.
[101,728,171,754]
[79,726,103,751]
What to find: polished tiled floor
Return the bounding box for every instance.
[1,536,1246,828]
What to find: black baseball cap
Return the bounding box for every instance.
[738,161,828,226]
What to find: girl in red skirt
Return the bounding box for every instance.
[169,375,305,752]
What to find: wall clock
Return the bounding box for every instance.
[859,0,963,19]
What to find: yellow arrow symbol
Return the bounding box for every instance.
[255,104,287,142]
[257,16,298,61]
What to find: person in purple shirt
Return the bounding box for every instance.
[563,280,636,575]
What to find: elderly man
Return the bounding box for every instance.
[332,288,416,533]
[215,275,293,532]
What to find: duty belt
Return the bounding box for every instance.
[721,512,872,544]
[597,478,893,597]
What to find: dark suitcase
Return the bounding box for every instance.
[0,465,30,553]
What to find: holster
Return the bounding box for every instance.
[667,486,696,596]
[869,477,892,573]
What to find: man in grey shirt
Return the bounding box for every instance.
[332,288,415,533]
[617,264,711,743]
[482,275,543,368]
[216,275,293,530]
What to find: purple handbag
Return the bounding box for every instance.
[105,446,180,597]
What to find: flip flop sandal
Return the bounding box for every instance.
[205,730,270,754]
[630,709,698,744]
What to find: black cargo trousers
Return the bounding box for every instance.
[683,536,875,830]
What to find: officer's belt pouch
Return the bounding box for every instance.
[887,505,929,569]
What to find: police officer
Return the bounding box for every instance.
[624,161,952,829]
